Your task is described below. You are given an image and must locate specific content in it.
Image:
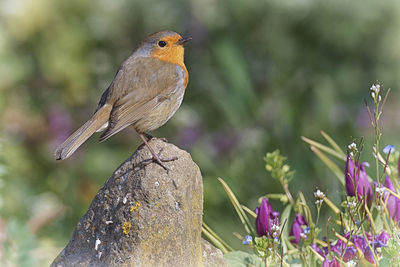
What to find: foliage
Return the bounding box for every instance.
[204,84,400,266]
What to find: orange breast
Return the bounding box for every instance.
[150,35,189,89]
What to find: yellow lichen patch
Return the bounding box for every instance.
[122,222,131,235]
[130,202,140,212]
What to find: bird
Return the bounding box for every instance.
[54,30,191,170]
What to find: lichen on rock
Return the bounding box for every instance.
[51,138,226,267]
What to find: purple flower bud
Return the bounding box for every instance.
[289,213,308,244]
[349,235,375,264]
[342,246,357,262]
[384,176,400,222]
[255,197,279,237]
[311,243,325,257]
[345,156,373,207]
[322,257,340,267]
[374,230,390,248]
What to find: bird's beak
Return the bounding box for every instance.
[177,37,192,45]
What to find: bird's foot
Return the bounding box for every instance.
[151,148,178,172]
[142,153,177,172]
[143,133,168,143]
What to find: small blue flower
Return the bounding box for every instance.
[304,226,310,234]
[383,145,395,154]
[242,235,253,245]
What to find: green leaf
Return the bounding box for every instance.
[218,178,256,237]
[224,251,264,267]
[280,204,294,251]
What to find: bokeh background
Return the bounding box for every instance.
[1,0,400,265]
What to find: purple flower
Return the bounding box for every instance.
[345,156,373,207]
[374,230,390,248]
[311,243,325,257]
[322,257,340,267]
[384,176,400,223]
[289,213,308,244]
[342,246,357,262]
[314,230,390,264]
[255,197,279,237]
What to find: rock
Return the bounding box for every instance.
[51,138,226,267]
[202,239,228,267]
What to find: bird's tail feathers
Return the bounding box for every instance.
[54,104,112,160]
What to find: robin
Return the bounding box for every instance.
[54,30,191,170]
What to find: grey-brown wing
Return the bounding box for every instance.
[99,57,180,141]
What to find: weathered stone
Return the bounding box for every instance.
[51,138,225,267]
[202,239,228,267]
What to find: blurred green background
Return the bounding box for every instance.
[1,0,400,265]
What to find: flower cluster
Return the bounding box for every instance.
[312,230,390,265]
[314,189,325,205]
[370,83,381,102]
[347,142,358,158]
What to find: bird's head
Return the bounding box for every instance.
[137,31,191,67]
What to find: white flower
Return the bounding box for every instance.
[370,84,380,94]
[348,142,357,151]
[347,201,357,208]
[371,91,375,99]
[346,260,357,267]
[376,186,385,196]
[271,224,280,231]
[314,189,325,199]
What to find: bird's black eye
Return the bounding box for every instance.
[158,41,167,47]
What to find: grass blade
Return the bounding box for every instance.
[320,130,346,157]
[241,204,257,218]
[302,136,346,162]
[202,221,234,252]
[309,146,345,186]
[202,225,229,254]
[218,177,256,237]
[280,205,293,252]
[323,196,340,215]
